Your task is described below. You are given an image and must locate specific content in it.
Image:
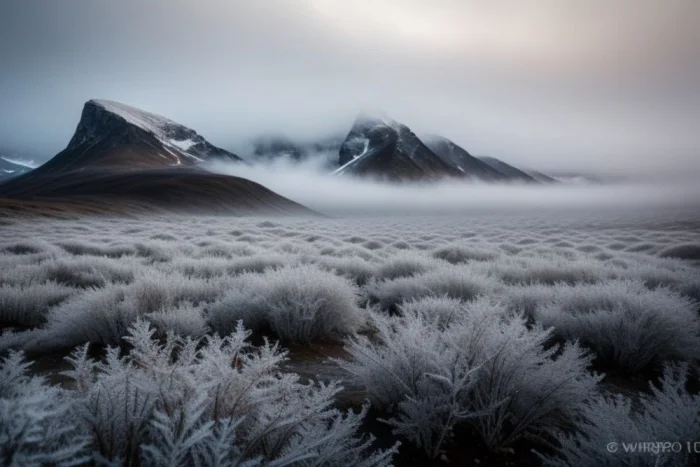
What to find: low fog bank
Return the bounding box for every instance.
[208,158,700,216]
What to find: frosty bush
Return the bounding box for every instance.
[476,256,604,285]
[41,256,137,288]
[375,251,436,280]
[56,240,136,258]
[532,281,700,372]
[145,302,210,338]
[0,352,89,466]
[339,301,601,457]
[208,264,365,343]
[398,296,466,328]
[0,281,75,328]
[658,243,700,260]
[64,321,397,466]
[366,265,495,310]
[310,255,378,285]
[38,285,136,349]
[432,243,498,264]
[26,271,231,350]
[540,364,700,467]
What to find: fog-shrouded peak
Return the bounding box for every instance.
[336,112,462,181]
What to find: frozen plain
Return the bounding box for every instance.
[1,207,699,466]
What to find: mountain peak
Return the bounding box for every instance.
[32,99,242,174]
[336,112,462,181]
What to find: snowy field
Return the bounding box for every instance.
[1,209,700,466]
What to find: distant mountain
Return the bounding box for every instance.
[334,113,463,181]
[478,157,538,183]
[248,134,342,171]
[0,100,316,216]
[523,169,558,184]
[423,136,509,181]
[31,99,242,175]
[546,171,606,184]
[0,157,32,182]
[251,135,306,162]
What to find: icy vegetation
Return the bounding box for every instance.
[1,210,699,465]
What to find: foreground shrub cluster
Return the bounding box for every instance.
[1,321,397,466]
[338,299,602,458]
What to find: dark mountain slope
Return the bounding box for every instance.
[423,136,509,181]
[479,156,538,183]
[0,167,315,216]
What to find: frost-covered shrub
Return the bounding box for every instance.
[226,254,291,274]
[533,281,700,372]
[540,364,700,467]
[376,251,436,280]
[1,240,58,256]
[208,265,365,343]
[476,256,604,285]
[64,321,396,466]
[367,265,495,310]
[127,270,227,314]
[0,352,89,466]
[0,281,75,327]
[310,255,378,285]
[56,240,135,257]
[39,285,136,349]
[42,256,137,287]
[171,257,230,279]
[398,296,466,328]
[658,243,700,260]
[339,303,600,457]
[432,244,498,264]
[146,302,209,338]
[28,271,230,350]
[331,246,379,262]
[625,262,700,302]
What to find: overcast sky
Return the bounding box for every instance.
[1,0,699,175]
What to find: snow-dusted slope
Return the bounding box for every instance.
[335,113,463,181]
[31,99,242,174]
[423,135,510,182]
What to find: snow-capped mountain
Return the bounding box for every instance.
[423,136,510,181]
[0,100,316,216]
[334,113,463,181]
[31,99,242,175]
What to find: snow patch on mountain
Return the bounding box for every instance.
[90,100,185,138]
[89,100,209,164]
[169,138,196,151]
[0,156,38,169]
